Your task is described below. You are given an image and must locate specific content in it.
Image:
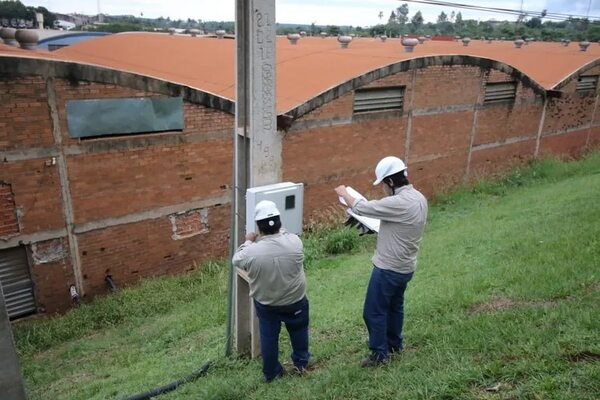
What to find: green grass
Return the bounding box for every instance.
[14,152,600,400]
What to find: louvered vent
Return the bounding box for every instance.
[354,87,405,113]
[576,75,598,92]
[484,82,517,104]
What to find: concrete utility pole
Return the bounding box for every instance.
[0,285,28,400]
[226,0,278,357]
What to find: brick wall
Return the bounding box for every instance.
[474,102,542,145]
[284,64,596,218]
[0,77,53,151]
[0,160,64,234]
[67,139,232,224]
[2,64,598,314]
[543,92,596,134]
[30,237,75,314]
[0,183,19,238]
[77,203,229,297]
[413,65,481,109]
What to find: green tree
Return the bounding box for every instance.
[525,17,542,29]
[437,11,448,23]
[388,10,397,24]
[33,6,56,27]
[327,25,341,36]
[455,11,463,30]
[396,3,409,25]
[411,10,424,31]
[0,0,30,20]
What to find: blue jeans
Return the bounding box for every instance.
[253,296,311,381]
[363,266,413,361]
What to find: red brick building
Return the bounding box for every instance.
[1,34,599,317]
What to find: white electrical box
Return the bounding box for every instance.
[246,182,304,235]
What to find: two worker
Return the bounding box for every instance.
[232,155,428,381]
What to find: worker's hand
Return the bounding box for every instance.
[245,232,258,242]
[334,185,348,197]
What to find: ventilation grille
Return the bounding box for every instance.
[576,76,598,92]
[354,87,405,113]
[484,82,517,104]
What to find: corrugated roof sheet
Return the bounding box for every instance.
[2,33,599,113]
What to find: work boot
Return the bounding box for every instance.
[265,368,286,383]
[360,354,389,368]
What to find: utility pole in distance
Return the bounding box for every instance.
[226,0,278,357]
[0,285,28,400]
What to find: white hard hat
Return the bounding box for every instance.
[254,200,280,221]
[373,156,407,185]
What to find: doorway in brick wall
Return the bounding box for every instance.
[0,246,37,320]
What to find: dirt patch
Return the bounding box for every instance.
[469,297,523,314]
[564,351,600,363]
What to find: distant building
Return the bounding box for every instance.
[53,20,76,30]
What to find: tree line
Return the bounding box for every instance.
[0,0,56,28]
[368,3,600,41]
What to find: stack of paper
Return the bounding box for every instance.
[338,187,380,233]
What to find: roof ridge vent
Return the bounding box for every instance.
[418,36,426,44]
[579,41,590,51]
[514,39,524,48]
[562,39,571,47]
[299,31,307,37]
[189,29,200,37]
[15,29,38,50]
[402,37,419,52]
[0,27,17,46]
[379,34,388,42]
[320,32,328,38]
[462,37,471,47]
[338,35,352,48]
[168,28,176,35]
[216,30,226,39]
[287,33,301,45]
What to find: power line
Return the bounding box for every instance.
[400,0,600,21]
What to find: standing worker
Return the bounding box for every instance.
[335,156,428,367]
[232,200,311,382]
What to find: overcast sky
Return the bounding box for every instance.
[22,0,600,26]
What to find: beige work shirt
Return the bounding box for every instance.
[351,184,428,274]
[232,230,306,306]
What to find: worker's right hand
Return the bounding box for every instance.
[245,232,258,242]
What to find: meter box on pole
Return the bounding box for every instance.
[245,182,304,235]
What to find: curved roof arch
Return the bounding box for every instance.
[553,58,600,90]
[284,54,548,120]
[0,54,234,114]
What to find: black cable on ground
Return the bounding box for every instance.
[124,360,212,400]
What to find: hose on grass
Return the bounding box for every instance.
[124,360,212,400]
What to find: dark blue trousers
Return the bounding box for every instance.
[363,266,413,361]
[253,296,310,381]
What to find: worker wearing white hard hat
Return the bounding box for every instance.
[335,156,427,367]
[232,200,310,382]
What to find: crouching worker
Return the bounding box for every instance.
[335,156,428,367]
[232,200,311,382]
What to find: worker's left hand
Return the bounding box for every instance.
[245,232,258,242]
[334,185,347,197]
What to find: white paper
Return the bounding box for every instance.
[347,209,380,233]
[338,186,380,233]
[338,186,366,206]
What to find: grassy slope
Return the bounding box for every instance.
[14,153,600,400]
